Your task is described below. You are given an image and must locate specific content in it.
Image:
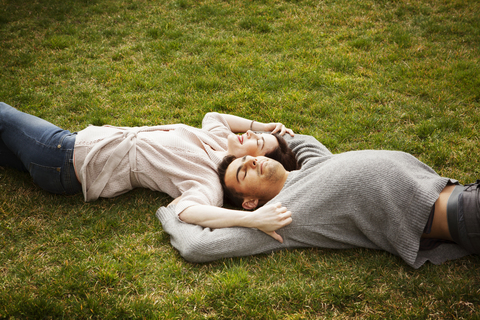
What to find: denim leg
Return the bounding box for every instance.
[0,102,81,194]
[0,137,28,171]
[461,183,480,254]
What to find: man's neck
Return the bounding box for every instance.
[264,171,289,202]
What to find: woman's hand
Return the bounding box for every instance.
[220,113,294,136]
[263,122,294,137]
[250,202,292,242]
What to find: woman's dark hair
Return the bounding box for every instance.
[264,133,299,172]
[217,133,298,207]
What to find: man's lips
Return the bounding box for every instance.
[238,135,243,144]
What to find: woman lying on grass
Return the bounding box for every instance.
[0,102,296,230]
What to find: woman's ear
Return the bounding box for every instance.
[242,198,259,210]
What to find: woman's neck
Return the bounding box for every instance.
[212,149,228,159]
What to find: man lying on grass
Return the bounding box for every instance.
[157,134,478,268]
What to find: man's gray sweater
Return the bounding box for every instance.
[157,135,470,268]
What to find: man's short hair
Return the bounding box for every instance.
[218,154,245,208]
[218,133,298,208]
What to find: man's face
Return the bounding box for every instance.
[224,155,286,204]
[227,130,278,158]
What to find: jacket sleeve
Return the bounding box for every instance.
[156,205,285,263]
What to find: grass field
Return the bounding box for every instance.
[1,0,479,318]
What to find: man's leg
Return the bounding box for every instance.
[453,182,480,254]
[426,182,480,254]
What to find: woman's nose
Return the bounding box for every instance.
[246,130,257,139]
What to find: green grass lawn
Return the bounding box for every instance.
[1,0,479,318]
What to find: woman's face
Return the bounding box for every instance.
[227,130,278,158]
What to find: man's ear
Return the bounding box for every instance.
[242,198,259,210]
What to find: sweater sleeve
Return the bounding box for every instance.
[156,205,286,262]
[201,112,232,135]
[285,134,333,168]
[173,178,224,216]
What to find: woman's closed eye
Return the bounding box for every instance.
[256,137,264,150]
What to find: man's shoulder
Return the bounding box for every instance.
[284,134,316,143]
[282,134,333,168]
[284,134,327,150]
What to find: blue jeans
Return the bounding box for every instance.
[0,102,82,195]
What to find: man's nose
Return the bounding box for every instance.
[246,156,257,167]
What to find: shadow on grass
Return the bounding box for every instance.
[2,0,100,24]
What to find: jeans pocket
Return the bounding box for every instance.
[29,162,65,194]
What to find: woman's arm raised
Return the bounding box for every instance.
[157,205,287,263]
[220,114,294,136]
[178,203,292,243]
